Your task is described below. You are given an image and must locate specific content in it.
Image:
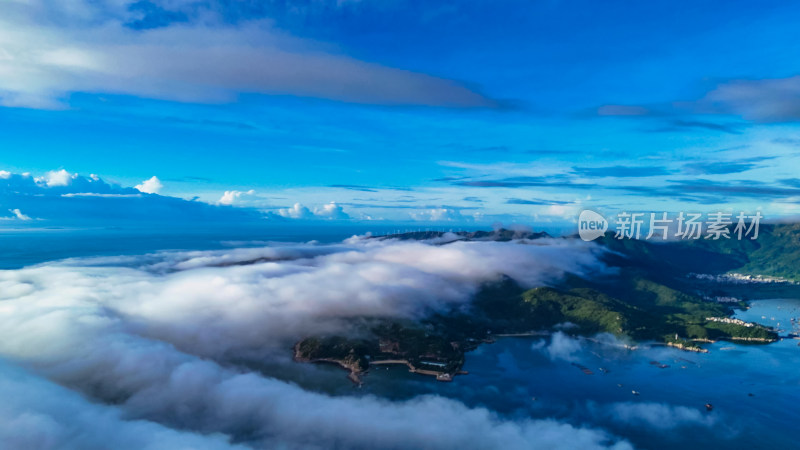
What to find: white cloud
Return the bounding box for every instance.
[531,331,583,362]
[0,169,261,225]
[37,169,74,187]
[0,360,244,450]
[0,1,495,109]
[46,238,608,358]
[218,189,255,205]
[314,201,350,219]
[135,176,163,194]
[598,402,717,431]
[410,208,465,221]
[8,209,31,221]
[0,238,628,449]
[277,201,350,220]
[278,202,314,219]
[545,203,583,220]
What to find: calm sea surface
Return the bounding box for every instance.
[303,298,800,449]
[0,225,484,268]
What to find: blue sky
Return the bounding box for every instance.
[1,0,800,227]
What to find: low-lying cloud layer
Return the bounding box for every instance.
[0,237,630,449]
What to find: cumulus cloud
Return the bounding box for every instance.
[410,207,465,222]
[135,176,163,194]
[218,189,255,205]
[37,169,74,187]
[278,202,350,220]
[0,169,262,226]
[278,202,314,219]
[314,201,350,219]
[0,1,496,109]
[0,169,368,226]
[0,237,627,449]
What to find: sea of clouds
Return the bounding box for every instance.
[0,235,636,449]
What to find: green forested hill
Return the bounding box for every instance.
[596,223,800,281]
[736,223,800,280]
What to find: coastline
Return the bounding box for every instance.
[293,295,791,384]
[294,343,463,383]
[293,343,366,385]
[294,323,782,384]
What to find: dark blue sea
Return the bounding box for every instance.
[339,299,800,449]
[0,224,482,269]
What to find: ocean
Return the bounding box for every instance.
[0,224,483,269]
[326,298,800,449]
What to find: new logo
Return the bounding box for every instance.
[578,209,608,241]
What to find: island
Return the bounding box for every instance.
[294,225,796,382]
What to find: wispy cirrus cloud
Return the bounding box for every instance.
[506,198,576,206]
[590,105,745,134]
[681,156,776,175]
[455,176,596,189]
[646,119,745,134]
[664,179,800,198]
[329,184,414,192]
[571,165,673,178]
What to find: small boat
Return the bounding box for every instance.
[705,403,713,411]
[571,362,594,375]
[632,390,640,396]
